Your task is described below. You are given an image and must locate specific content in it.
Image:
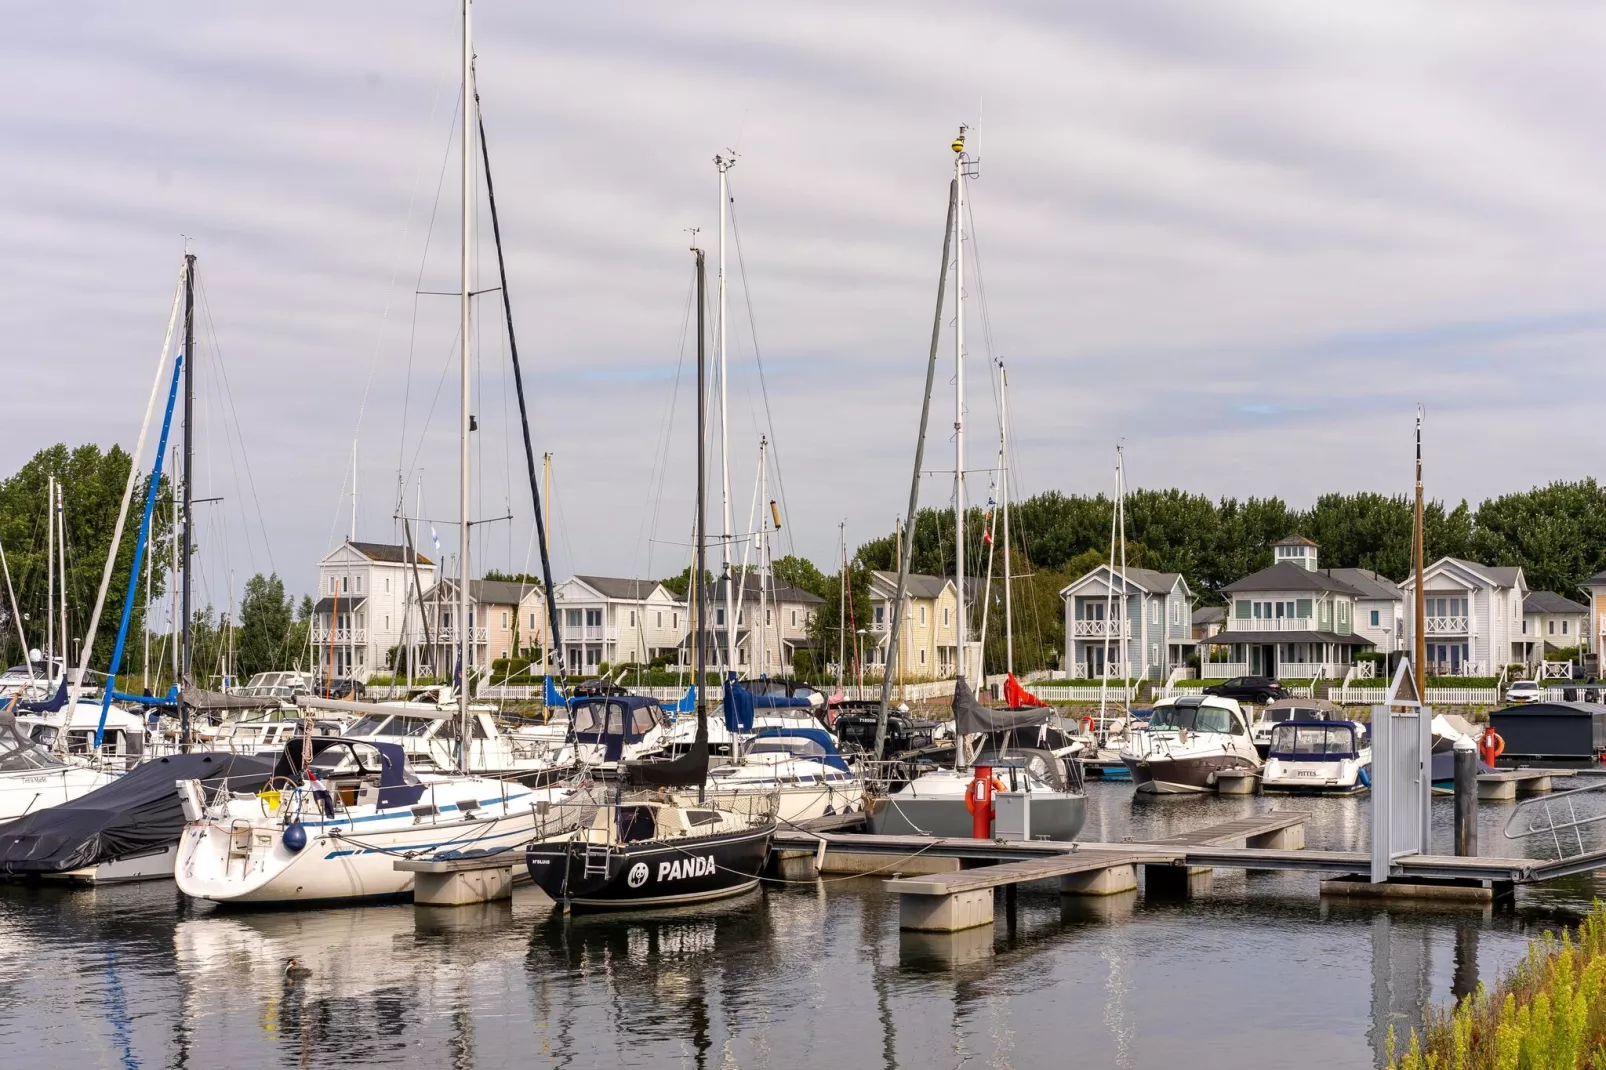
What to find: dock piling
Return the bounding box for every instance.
[1454,737,1477,856]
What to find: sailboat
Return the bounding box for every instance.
[173,0,573,906]
[524,246,776,911]
[866,129,1086,841]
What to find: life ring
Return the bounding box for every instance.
[962,775,1007,816]
[1081,716,1094,735]
[1479,729,1505,765]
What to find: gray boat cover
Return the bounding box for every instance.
[181,685,280,712]
[952,676,1055,736]
[0,751,274,875]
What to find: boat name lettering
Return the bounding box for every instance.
[657,856,715,882]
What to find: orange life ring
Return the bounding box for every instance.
[1479,729,1505,765]
[962,776,1007,815]
[1081,716,1094,735]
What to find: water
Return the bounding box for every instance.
[4,781,1606,1070]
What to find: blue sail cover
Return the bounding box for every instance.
[17,678,66,714]
[673,686,697,715]
[722,675,754,732]
[543,675,566,708]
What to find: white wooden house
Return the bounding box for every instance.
[1399,557,1527,676]
[313,541,436,682]
[1059,566,1193,681]
[1520,590,1589,667]
[550,576,686,675]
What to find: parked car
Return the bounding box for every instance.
[1202,675,1286,705]
[1504,679,1543,704]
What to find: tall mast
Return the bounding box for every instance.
[57,484,67,677]
[758,437,768,675]
[1001,362,1013,676]
[714,154,736,679]
[1117,446,1130,707]
[1414,405,1426,697]
[181,251,195,746]
[952,127,968,684]
[46,476,54,672]
[837,522,846,687]
[457,0,474,768]
[694,247,707,714]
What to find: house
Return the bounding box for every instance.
[864,572,981,680]
[1582,570,1606,661]
[550,576,686,675]
[1059,566,1194,681]
[1191,606,1226,642]
[1200,537,1372,681]
[313,540,436,682]
[420,578,546,677]
[690,577,825,676]
[1329,567,1404,670]
[1399,557,1528,676]
[1520,591,1589,666]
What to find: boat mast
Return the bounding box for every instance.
[46,476,54,675]
[1117,445,1130,708]
[758,436,768,675]
[1413,405,1425,697]
[180,251,195,747]
[57,484,67,681]
[837,521,846,687]
[952,128,968,688]
[1099,449,1117,731]
[457,0,474,769]
[1001,361,1013,677]
[694,246,707,721]
[715,154,736,679]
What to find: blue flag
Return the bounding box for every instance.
[543,674,565,708]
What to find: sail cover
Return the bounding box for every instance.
[543,675,566,708]
[0,751,274,875]
[952,675,1054,736]
[723,675,755,732]
[1004,673,1048,709]
[626,710,708,788]
[17,678,67,714]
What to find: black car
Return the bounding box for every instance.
[1202,675,1285,705]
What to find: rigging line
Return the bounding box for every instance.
[194,277,268,579]
[402,325,465,485]
[634,267,696,593]
[398,79,465,504]
[723,183,796,562]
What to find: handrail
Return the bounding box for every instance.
[1503,778,1606,858]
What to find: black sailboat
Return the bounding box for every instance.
[524,247,776,911]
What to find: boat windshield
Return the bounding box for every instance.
[746,738,825,759]
[1150,704,1234,733]
[346,715,391,737]
[0,720,61,772]
[1269,722,1358,758]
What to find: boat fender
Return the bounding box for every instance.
[1358,765,1371,788]
[282,822,308,853]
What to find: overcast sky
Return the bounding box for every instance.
[6,1,1606,608]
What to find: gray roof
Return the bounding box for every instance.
[424,579,543,606]
[713,576,826,605]
[1443,557,1523,589]
[1198,629,1374,648]
[1588,570,1606,587]
[1328,568,1402,602]
[314,595,367,615]
[1222,562,1362,596]
[1273,534,1319,547]
[348,540,433,567]
[872,571,952,600]
[1192,606,1226,625]
[573,575,672,601]
[1059,565,1183,597]
[1524,590,1589,615]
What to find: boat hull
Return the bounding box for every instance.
[525,824,772,911]
[41,844,179,885]
[867,791,1086,841]
[1125,753,1256,794]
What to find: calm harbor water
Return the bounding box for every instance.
[4,781,1605,1070]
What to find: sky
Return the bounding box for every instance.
[5,1,1606,610]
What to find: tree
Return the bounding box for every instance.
[660,567,713,599]
[770,554,828,597]
[0,444,172,671]
[483,570,543,587]
[807,560,876,680]
[235,573,296,679]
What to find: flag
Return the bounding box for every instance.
[1005,672,1047,708]
[430,525,441,554]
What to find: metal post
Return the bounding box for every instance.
[1454,734,1477,857]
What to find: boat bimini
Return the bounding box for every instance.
[1120,695,1260,794]
[1262,719,1372,794]
[569,694,670,772]
[707,726,864,824]
[174,736,569,905]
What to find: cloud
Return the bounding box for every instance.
[3,0,1605,610]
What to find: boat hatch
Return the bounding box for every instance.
[684,809,721,827]
[616,805,658,843]
[1268,722,1360,760]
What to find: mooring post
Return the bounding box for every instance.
[1454,735,1477,857]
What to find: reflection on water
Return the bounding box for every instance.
[5,781,1606,1069]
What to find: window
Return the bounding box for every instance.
[919,648,927,665]
[763,649,771,666]
[874,606,885,625]
[1150,602,1159,624]
[737,610,745,625]
[738,648,747,665]
[501,611,509,628]
[341,576,349,594]
[765,609,772,626]
[585,609,603,628]
[385,615,390,630]
[628,611,636,628]
[919,606,927,625]
[1564,620,1570,635]
[329,577,336,594]
[565,609,581,628]
[1170,601,1180,625]
[1549,620,1556,636]
[356,575,362,594]
[384,577,391,594]
[673,613,679,629]
[1236,600,1251,620]
[586,648,599,667]
[530,613,537,631]
[656,611,663,628]
[500,649,508,659]
[790,610,797,627]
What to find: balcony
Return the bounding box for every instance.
[579,625,617,642]
[1226,617,1317,633]
[435,627,488,643]
[312,627,366,644]
[1426,616,1469,635]
[1073,619,1130,639]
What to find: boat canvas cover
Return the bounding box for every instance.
[748,727,851,773]
[1004,673,1047,709]
[0,751,274,874]
[1267,721,1360,760]
[180,684,280,713]
[952,676,1054,737]
[722,676,812,732]
[17,677,67,714]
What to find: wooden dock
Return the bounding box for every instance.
[1477,769,1576,800]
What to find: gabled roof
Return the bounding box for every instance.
[1399,557,1525,592]
[1222,562,1361,595]
[1587,570,1606,588]
[871,571,952,601]
[346,540,433,567]
[571,575,674,601]
[314,595,367,615]
[1057,565,1186,598]
[424,578,543,606]
[712,576,826,605]
[1328,568,1402,602]
[1524,590,1589,615]
[1274,534,1319,547]
[1192,606,1226,625]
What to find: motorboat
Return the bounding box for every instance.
[0,657,64,704]
[0,711,122,828]
[0,750,274,883]
[231,670,318,706]
[207,714,348,756]
[866,677,1087,840]
[1120,695,1260,794]
[295,693,573,784]
[1250,697,1364,757]
[706,726,864,823]
[17,697,150,767]
[1262,719,1372,794]
[569,693,671,772]
[174,736,570,905]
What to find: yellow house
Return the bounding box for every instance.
[865,572,980,681]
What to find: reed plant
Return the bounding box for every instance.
[1390,901,1606,1069]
